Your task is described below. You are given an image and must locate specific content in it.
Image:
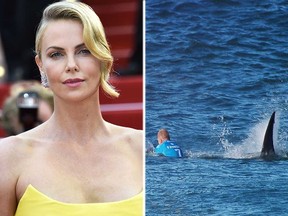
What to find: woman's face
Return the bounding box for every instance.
[36,20,101,102]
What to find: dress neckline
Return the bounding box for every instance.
[20,184,143,206]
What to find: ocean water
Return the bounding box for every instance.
[145,0,288,215]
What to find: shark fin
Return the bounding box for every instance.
[260,111,276,157]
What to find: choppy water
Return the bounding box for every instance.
[145,0,288,215]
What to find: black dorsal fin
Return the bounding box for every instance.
[261,112,276,157]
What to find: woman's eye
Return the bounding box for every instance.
[49,52,63,58]
[78,49,91,55]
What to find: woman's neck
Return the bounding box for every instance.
[46,97,109,144]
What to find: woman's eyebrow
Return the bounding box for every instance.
[45,46,64,52]
[75,43,86,49]
[46,43,86,52]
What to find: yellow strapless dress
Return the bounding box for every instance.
[14,185,143,216]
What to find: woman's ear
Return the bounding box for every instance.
[35,55,43,72]
[35,55,49,88]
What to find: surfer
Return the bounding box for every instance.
[155,128,183,158]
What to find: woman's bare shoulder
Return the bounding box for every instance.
[0,133,40,215]
[0,135,23,155]
[0,135,31,165]
[0,133,42,185]
[126,128,143,156]
[109,124,143,153]
[0,130,44,166]
[0,136,28,213]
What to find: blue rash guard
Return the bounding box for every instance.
[155,140,183,158]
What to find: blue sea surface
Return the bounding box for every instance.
[145,0,288,215]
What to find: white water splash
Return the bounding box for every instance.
[223,113,279,159]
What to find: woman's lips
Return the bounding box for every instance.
[63,78,84,87]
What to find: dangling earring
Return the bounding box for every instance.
[41,72,49,88]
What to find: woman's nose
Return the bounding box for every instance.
[65,55,79,72]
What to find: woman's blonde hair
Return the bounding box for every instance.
[35,1,119,97]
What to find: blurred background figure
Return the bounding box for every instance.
[0,0,57,82]
[0,34,7,81]
[1,81,53,135]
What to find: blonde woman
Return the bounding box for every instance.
[0,2,143,215]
